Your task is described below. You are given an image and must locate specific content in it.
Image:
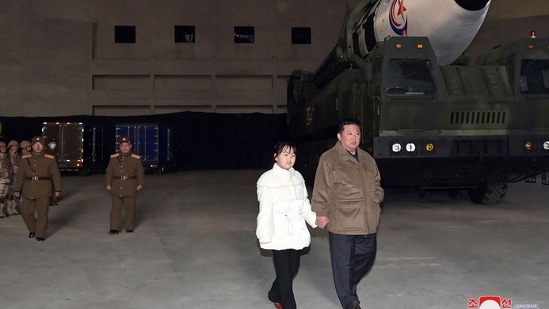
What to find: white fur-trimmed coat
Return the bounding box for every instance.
[256,163,317,250]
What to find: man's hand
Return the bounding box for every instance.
[137,185,143,191]
[316,216,329,229]
[105,185,112,191]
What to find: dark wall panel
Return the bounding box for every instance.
[0,112,289,171]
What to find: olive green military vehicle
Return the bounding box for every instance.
[287,32,549,204]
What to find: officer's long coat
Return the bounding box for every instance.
[105,152,145,197]
[14,152,62,198]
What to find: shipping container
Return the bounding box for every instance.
[42,122,105,175]
[115,123,175,174]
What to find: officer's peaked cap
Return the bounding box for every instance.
[118,136,132,144]
[31,136,45,144]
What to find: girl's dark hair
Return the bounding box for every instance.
[274,141,297,156]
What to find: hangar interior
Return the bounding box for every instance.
[0,0,547,170]
[0,0,547,117]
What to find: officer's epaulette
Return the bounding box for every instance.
[110,153,120,158]
[44,154,55,160]
[131,154,141,159]
[22,154,32,159]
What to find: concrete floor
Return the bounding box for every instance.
[0,170,547,309]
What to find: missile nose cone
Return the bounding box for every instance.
[455,0,490,11]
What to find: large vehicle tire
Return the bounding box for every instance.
[295,152,316,185]
[306,154,319,185]
[447,189,465,200]
[468,183,508,205]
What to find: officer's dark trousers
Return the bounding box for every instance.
[268,249,301,309]
[21,197,50,238]
[110,195,136,231]
[329,232,377,309]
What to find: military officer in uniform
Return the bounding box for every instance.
[105,136,145,235]
[20,140,32,155]
[14,136,62,241]
[0,141,12,218]
[45,138,59,206]
[6,140,21,215]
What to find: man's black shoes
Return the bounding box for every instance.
[108,230,119,235]
[126,230,133,233]
[28,232,35,238]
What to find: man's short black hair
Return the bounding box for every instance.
[338,118,362,133]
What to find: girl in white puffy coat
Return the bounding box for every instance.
[256,141,317,309]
